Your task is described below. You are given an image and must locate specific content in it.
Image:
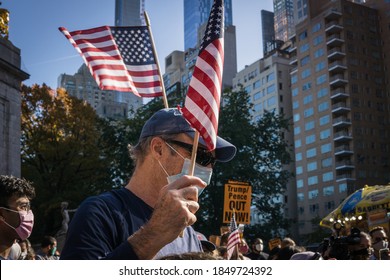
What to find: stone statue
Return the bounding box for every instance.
[56,202,77,252]
[56,202,77,237]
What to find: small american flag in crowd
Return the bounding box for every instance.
[226,211,240,259]
[182,0,224,151]
[59,26,163,97]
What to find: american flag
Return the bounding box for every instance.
[59,26,163,97]
[226,211,240,260]
[182,0,224,151]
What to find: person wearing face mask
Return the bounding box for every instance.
[348,230,372,260]
[35,236,60,260]
[0,175,35,260]
[369,226,389,260]
[247,238,269,260]
[60,107,236,260]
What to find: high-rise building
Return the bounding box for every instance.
[289,0,390,239]
[182,0,236,90]
[261,10,276,57]
[232,51,298,238]
[294,0,308,24]
[58,65,129,120]
[115,0,145,26]
[184,0,233,51]
[273,0,295,42]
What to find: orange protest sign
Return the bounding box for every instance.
[223,181,252,224]
[268,238,282,251]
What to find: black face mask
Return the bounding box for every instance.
[350,248,370,260]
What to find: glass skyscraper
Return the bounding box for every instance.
[115,0,145,26]
[184,0,233,51]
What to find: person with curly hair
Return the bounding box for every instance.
[0,175,35,260]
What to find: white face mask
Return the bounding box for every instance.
[159,143,213,196]
[372,240,388,251]
[255,244,263,252]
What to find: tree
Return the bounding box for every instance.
[194,86,293,240]
[21,84,113,238]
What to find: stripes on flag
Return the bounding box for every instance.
[59,25,163,97]
[182,0,225,151]
[226,212,240,260]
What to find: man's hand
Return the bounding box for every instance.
[128,175,206,259]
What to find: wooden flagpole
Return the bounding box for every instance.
[144,11,169,109]
[187,131,200,176]
[178,131,199,238]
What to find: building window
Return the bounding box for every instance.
[321,143,332,153]
[303,94,313,105]
[296,152,302,161]
[325,201,335,210]
[304,107,314,118]
[339,183,347,193]
[320,128,331,140]
[316,74,327,85]
[308,189,319,199]
[321,157,332,168]
[323,172,334,182]
[306,134,316,144]
[294,126,301,135]
[267,84,276,95]
[307,161,318,172]
[314,48,325,58]
[312,22,321,33]
[305,120,315,131]
[295,139,302,148]
[300,43,309,53]
[309,203,319,214]
[267,72,275,82]
[300,55,310,66]
[296,166,303,175]
[323,186,335,196]
[306,148,317,158]
[297,193,304,201]
[313,35,323,46]
[317,88,328,98]
[301,68,311,79]
[267,96,276,107]
[308,176,318,185]
[315,61,326,72]
[302,82,311,91]
[299,30,308,40]
[319,115,330,126]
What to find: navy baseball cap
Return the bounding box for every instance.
[139,108,236,162]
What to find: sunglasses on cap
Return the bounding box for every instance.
[166,140,216,167]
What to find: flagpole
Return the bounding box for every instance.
[178,131,199,238]
[187,131,200,176]
[144,11,169,109]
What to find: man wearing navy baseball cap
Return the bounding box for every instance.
[61,107,236,260]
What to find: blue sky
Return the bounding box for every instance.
[4,0,273,89]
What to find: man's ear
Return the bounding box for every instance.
[150,137,164,158]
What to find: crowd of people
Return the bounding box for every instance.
[1,108,389,260]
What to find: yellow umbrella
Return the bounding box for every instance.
[320,184,390,228]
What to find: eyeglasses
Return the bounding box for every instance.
[374,237,388,243]
[167,140,216,167]
[6,202,31,212]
